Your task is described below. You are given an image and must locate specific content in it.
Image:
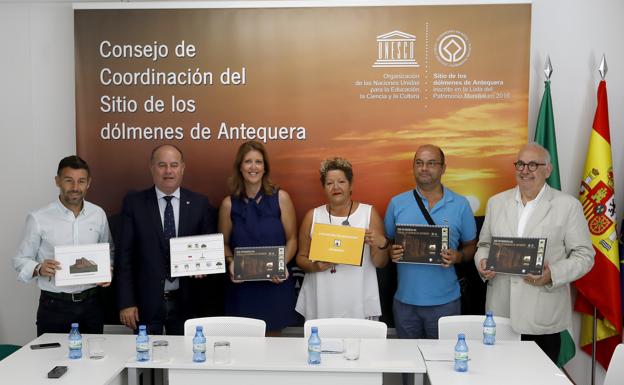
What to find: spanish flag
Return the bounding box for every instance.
[575,80,622,369]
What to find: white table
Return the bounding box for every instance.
[0,333,132,385]
[0,334,571,385]
[0,334,425,385]
[417,339,573,385]
[127,336,427,385]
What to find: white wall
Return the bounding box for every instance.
[0,0,76,344]
[530,2,624,384]
[1,1,622,383]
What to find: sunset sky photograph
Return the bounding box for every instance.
[76,4,530,218]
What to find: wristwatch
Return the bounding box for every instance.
[35,263,43,277]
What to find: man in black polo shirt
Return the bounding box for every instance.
[13,155,112,336]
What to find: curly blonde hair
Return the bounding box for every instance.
[319,157,353,185]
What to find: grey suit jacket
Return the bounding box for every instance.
[474,185,594,334]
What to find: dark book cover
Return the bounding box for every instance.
[486,237,546,275]
[233,246,286,281]
[395,224,449,265]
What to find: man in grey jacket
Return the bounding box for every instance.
[475,142,594,363]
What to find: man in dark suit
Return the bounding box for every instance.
[115,144,224,335]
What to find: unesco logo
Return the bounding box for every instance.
[372,30,419,68]
[435,30,471,67]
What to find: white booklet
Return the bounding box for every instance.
[170,233,226,277]
[54,243,111,286]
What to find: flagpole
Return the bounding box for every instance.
[592,306,597,385]
[589,54,607,385]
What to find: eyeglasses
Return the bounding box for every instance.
[414,160,443,168]
[514,161,546,172]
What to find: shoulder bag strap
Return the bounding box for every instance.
[412,189,436,226]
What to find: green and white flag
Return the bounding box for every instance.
[534,80,561,189]
[534,79,573,367]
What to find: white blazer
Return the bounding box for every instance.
[475,185,594,335]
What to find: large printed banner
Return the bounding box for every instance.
[75,2,531,217]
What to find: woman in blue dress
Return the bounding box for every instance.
[218,141,298,335]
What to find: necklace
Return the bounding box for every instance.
[327,200,353,274]
[328,200,353,226]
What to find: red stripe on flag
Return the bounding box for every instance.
[576,79,621,370]
[592,81,610,142]
[574,291,594,315]
[574,246,623,334]
[580,335,621,370]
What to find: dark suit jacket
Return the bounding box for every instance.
[114,186,224,323]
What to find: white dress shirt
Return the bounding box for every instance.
[13,198,112,293]
[155,187,180,291]
[514,184,547,237]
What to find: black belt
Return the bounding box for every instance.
[163,290,179,300]
[42,287,99,303]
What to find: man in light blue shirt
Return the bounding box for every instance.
[13,156,112,336]
[384,144,477,339]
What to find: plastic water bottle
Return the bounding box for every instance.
[136,325,150,362]
[483,311,496,345]
[308,326,321,365]
[192,325,207,362]
[454,333,468,372]
[68,323,82,359]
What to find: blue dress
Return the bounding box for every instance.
[224,190,297,331]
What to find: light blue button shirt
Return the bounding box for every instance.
[13,198,112,294]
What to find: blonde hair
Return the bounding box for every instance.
[319,157,353,185]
